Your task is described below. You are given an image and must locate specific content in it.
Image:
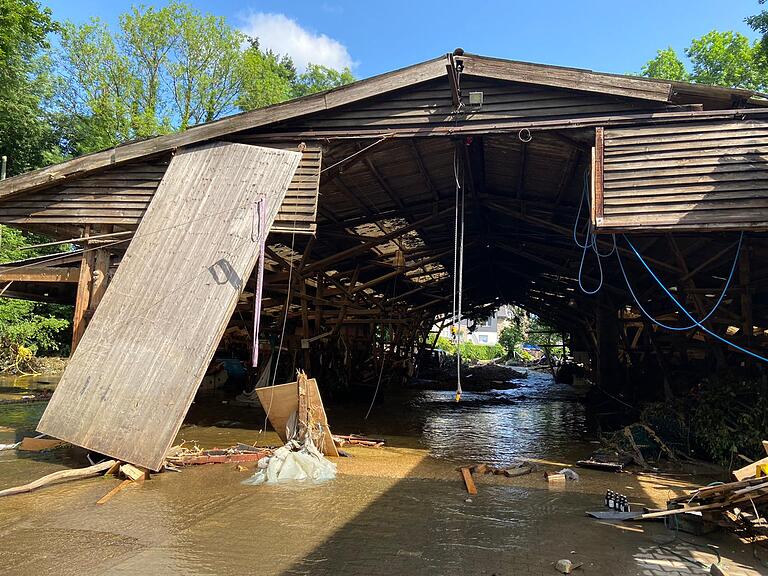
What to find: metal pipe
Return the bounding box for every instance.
[1,156,6,180]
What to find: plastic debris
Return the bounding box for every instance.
[242,436,336,486]
[558,468,580,481]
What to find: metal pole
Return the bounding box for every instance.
[1,156,6,180]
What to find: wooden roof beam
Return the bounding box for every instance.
[0,57,448,198]
[303,208,453,275]
[484,197,680,273]
[0,265,80,283]
[409,140,440,203]
[459,54,673,102]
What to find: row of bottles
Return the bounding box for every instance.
[605,490,631,512]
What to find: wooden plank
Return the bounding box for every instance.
[460,54,672,102]
[594,127,604,224]
[71,229,94,352]
[733,455,768,481]
[460,467,478,494]
[36,143,300,471]
[637,501,735,519]
[0,266,79,283]
[96,479,134,505]
[254,378,339,457]
[18,437,66,451]
[119,463,147,481]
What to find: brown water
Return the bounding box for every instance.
[0,370,764,575]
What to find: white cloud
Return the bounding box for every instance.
[240,12,354,72]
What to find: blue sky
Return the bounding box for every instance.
[43,0,762,78]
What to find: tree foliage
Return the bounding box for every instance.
[640,47,689,82]
[291,64,356,98]
[0,0,60,176]
[498,306,565,359]
[237,39,297,110]
[0,227,72,362]
[53,3,356,155]
[642,30,768,90]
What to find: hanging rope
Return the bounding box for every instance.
[365,277,397,420]
[263,188,301,431]
[251,197,267,369]
[452,145,466,402]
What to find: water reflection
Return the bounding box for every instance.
[414,371,589,465]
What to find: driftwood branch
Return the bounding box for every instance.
[0,459,117,498]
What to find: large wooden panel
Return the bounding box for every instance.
[596,120,768,232]
[36,142,300,470]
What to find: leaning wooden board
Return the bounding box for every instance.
[255,379,339,457]
[37,142,300,470]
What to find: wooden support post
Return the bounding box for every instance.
[72,226,94,353]
[301,280,311,369]
[297,370,308,440]
[740,239,753,347]
[72,225,113,353]
[89,227,112,311]
[667,236,726,368]
[315,274,324,334]
[597,296,622,392]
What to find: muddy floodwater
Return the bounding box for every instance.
[0,370,765,575]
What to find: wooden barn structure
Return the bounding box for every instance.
[1,52,768,464]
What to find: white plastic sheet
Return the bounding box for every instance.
[243,435,336,486]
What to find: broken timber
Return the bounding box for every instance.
[36,143,300,471]
[255,376,339,457]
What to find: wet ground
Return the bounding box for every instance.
[0,369,765,575]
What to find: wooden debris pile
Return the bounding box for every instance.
[0,439,273,502]
[602,422,679,469]
[638,440,768,542]
[164,443,271,467]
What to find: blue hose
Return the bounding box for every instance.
[574,170,611,294]
[621,234,768,363]
[615,233,742,331]
[571,169,763,362]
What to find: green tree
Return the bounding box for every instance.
[169,5,244,129]
[0,0,60,176]
[54,2,356,153]
[747,0,768,59]
[642,30,767,90]
[55,18,137,154]
[292,63,355,98]
[0,227,72,363]
[237,39,297,110]
[55,2,246,153]
[687,30,765,89]
[641,47,690,82]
